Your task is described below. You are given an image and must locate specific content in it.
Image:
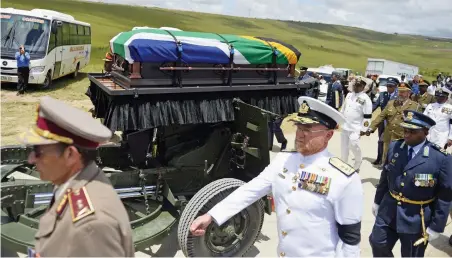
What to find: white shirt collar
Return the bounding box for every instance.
[54,170,81,201]
[297,147,330,163]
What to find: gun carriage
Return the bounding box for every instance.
[1,28,318,256]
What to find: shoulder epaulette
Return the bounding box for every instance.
[329,157,356,177]
[68,186,95,223]
[431,144,449,155]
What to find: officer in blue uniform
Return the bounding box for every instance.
[268,115,288,151]
[371,77,399,165]
[326,73,344,110]
[369,110,452,257]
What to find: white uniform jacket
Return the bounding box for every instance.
[424,102,452,147]
[208,148,364,257]
[340,92,373,132]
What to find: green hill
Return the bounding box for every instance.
[3,0,452,78]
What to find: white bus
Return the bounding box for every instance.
[1,8,91,88]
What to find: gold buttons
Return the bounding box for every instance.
[292,186,296,191]
[286,208,291,214]
[401,182,405,187]
[403,172,407,176]
[299,164,305,168]
[280,252,285,257]
[397,202,401,206]
[282,230,288,236]
[399,192,403,196]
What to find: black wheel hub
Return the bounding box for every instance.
[205,211,250,254]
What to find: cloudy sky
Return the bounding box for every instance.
[88,0,452,38]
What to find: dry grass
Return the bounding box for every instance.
[1,72,94,145]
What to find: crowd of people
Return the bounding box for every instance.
[204,70,452,257]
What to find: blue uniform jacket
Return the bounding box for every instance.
[374,139,452,234]
[326,80,343,110]
[372,90,398,112]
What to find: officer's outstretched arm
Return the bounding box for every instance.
[369,102,390,132]
[333,173,363,257]
[207,153,280,226]
[67,218,132,257]
[428,155,452,233]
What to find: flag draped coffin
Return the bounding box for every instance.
[86,29,313,132]
[109,29,301,65]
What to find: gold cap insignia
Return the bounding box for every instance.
[406,112,413,121]
[299,102,310,114]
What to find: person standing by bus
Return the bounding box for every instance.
[15,45,30,95]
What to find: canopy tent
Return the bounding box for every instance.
[109,28,301,65]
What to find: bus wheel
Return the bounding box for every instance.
[41,70,52,89]
[73,63,79,78]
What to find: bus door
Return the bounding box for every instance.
[52,21,63,79]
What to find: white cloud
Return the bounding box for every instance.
[86,0,452,38]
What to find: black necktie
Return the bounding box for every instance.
[408,148,414,162]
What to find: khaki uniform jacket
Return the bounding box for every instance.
[413,92,436,111]
[34,161,135,257]
[369,99,421,142]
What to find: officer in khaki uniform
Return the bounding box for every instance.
[412,81,436,112]
[364,83,421,166]
[18,96,135,257]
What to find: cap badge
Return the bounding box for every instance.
[406,112,413,121]
[299,102,310,114]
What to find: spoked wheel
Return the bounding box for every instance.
[177,178,265,257]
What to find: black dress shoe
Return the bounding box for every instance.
[280,140,287,151]
[449,234,452,246]
[372,159,381,165]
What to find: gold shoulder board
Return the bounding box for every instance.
[329,157,356,177]
[68,186,95,223]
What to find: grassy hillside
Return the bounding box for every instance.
[1,0,451,145]
[3,0,452,78]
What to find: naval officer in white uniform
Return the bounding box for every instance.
[190,96,364,257]
[340,78,373,170]
[423,87,452,149]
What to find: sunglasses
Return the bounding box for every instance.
[31,145,65,158]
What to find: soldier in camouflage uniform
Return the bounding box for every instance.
[412,81,436,112]
[362,82,421,167]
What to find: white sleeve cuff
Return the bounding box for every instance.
[427,227,440,240]
[335,239,360,257]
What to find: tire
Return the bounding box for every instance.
[41,70,52,89]
[73,63,79,78]
[177,178,265,257]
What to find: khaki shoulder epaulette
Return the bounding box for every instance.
[329,157,356,177]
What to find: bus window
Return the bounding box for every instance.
[77,24,84,35]
[62,22,70,45]
[55,24,63,48]
[84,26,90,36]
[48,31,56,53]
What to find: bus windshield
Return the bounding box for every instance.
[1,13,50,60]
